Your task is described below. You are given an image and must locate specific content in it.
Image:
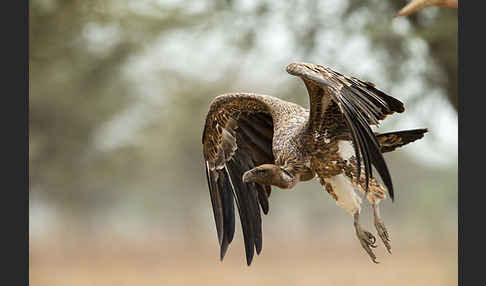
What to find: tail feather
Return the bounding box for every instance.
[377,128,428,153]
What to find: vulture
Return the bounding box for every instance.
[202,62,427,265]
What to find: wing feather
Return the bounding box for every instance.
[286,62,404,200]
[202,93,276,265]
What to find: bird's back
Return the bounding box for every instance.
[269,101,310,166]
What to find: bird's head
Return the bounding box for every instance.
[242,164,296,189]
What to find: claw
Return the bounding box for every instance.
[362,230,377,247]
[360,229,378,257]
[375,219,392,254]
[354,212,380,263]
[373,204,392,254]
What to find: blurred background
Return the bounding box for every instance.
[29,0,457,285]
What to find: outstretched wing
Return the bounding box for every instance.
[202,93,276,266]
[286,62,404,200]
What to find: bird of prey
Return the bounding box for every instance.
[202,62,427,265]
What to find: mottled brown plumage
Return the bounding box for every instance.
[202,62,427,265]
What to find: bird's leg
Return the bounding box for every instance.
[372,202,392,254]
[352,166,391,255]
[353,211,379,263]
[320,174,380,263]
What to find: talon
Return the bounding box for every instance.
[363,231,377,247]
[373,204,392,254]
[354,215,379,263]
[368,234,376,245]
[374,220,392,253]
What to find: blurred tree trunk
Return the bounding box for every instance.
[392,1,458,110]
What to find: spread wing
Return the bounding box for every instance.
[286,62,404,200]
[202,93,275,266]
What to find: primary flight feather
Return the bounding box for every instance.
[202,62,427,265]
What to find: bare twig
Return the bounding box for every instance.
[395,0,458,17]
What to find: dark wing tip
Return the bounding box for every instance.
[203,95,275,266]
[386,96,405,114]
[220,242,229,261]
[407,128,428,142]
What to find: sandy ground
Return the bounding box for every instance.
[30,233,457,286]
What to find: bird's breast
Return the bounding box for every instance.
[310,140,354,179]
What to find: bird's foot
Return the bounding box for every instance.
[354,213,379,263]
[373,204,392,254]
[375,218,392,254]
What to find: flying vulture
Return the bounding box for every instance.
[202,62,427,265]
